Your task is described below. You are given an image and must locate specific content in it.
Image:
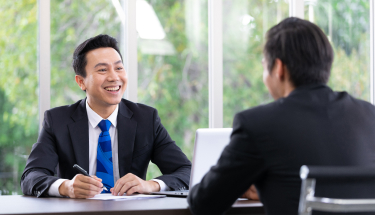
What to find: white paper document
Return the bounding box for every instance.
[88,193,166,201]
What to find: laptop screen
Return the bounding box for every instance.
[189,128,233,188]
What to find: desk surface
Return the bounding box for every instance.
[0,195,264,215]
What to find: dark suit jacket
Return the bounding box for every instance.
[188,84,375,215]
[21,99,191,197]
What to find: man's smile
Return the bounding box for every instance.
[104,85,121,92]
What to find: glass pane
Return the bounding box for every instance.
[50,0,123,108]
[137,0,209,179]
[223,0,289,127]
[304,0,370,101]
[0,0,38,195]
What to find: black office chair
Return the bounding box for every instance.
[298,165,375,215]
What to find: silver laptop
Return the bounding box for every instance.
[152,128,233,197]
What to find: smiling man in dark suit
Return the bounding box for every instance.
[188,17,375,214]
[21,34,191,198]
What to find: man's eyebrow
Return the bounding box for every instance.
[114,60,122,65]
[93,60,122,68]
[94,63,109,68]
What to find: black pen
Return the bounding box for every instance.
[73,164,108,191]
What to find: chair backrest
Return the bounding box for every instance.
[298,165,375,215]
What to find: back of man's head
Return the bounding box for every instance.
[264,17,334,87]
[72,34,122,78]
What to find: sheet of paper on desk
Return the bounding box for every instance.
[88,193,166,201]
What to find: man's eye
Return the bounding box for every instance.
[98,69,106,72]
[117,67,123,70]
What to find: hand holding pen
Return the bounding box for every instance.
[73,164,108,191]
[57,164,105,199]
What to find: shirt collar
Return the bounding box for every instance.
[86,99,118,129]
[288,83,330,98]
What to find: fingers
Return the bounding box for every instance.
[250,185,257,192]
[118,180,138,196]
[112,173,141,196]
[241,185,253,199]
[241,185,259,200]
[126,185,140,195]
[68,174,103,198]
[78,175,103,189]
[112,179,137,196]
[111,174,158,196]
[73,188,102,199]
[112,173,132,195]
[74,180,103,193]
[91,175,103,182]
[249,185,259,200]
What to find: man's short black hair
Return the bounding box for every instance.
[264,17,334,87]
[73,34,122,77]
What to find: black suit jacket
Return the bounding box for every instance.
[21,99,191,197]
[188,84,375,215]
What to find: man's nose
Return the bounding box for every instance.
[107,67,119,81]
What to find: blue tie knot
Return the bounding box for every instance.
[98,119,111,132]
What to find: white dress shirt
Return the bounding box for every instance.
[47,100,169,197]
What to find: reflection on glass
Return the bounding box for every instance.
[137,0,209,179]
[50,0,122,108]
[304,0,370,101]
[223,0,289,127]
[0,0,38,195]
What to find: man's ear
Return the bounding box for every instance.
[75,75,86,91]
[273,58,286,81]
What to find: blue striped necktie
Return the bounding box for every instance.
[96,119,113,193]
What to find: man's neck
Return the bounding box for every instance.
[274,81,295,100]
[86,99,117,119]
[283,83,295,98]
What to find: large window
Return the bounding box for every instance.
[0,1,39,195]
[137,0,209,179]
[1,0,374,195]
[223,0,289,127]
[305,0,370,101]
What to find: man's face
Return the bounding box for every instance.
[262,57,281,100]
[78,47,127,108]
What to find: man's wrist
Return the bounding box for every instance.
[150,179,170,191]
[59,180,70,197]
[148,180,161,192]
[48,178,68,197]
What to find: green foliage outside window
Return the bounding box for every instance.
[0,0,38,195]
[309,0,370,100]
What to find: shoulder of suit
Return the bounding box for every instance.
[120,99,157,113]
[46,99,82,115]
[337,91,375,112]
[238,100,282,117]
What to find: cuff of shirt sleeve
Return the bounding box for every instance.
[150,179,171,191]
[48,179,68,197]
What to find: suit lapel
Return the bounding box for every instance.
[117,101,137,177]
[68,99,90,172]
